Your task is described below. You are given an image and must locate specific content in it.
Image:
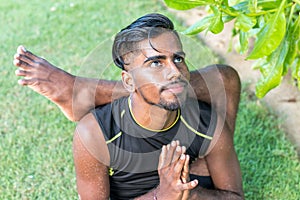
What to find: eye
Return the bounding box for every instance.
[174,56,183,63]
[150,60,163,68]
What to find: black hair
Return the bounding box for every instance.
[112,13,178,70]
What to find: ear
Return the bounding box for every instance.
[121,70,135,93]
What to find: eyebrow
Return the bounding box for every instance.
[143,55,166,64]
[143,51,186,64]
[175,51,186,57]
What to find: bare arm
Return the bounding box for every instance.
[188,65,243,199]
[71,78,127,121]
[14,46,239,123]
[190,64,241,133]
[73,113,111,199]
[189,122,244,199]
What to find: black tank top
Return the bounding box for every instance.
[92,97,217,199]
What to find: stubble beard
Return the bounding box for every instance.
[139,88,188,111]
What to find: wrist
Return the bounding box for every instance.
[154,185,182,200]
[153,186,158,200]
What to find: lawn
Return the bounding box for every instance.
[0,0,299,199]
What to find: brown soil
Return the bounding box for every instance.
[171,8,300,156]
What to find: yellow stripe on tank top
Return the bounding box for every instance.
[180,116,213,140]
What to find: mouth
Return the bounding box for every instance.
[162,81,187,94]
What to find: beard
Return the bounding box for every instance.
[138,81,188,111]
[158,98,181,111]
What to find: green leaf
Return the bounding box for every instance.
[209,6,224,34]
[283,16,300,74]
[257,0,281,10]
[247,0,287,60]
[182,14,234,35]
[181,15,213,35]
[232,1,248,12]
[239,30,248,54]
[248,0,258,13]
[236,0,281,12]
[222,15,235,23]
[292,58,300,78]
[292,58,300,90]
[163,0,213,10]
[235,14,257,32]
[255,38,289,98]
[282,39,296,75]
[220,3,239,17]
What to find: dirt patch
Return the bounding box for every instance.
[171,8,300,155]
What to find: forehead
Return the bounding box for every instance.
[139,31,183,56]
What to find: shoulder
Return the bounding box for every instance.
[90,97,127,141]
[75,113,110,165]
[92,97,127,126]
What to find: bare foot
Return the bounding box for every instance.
[13,45,76,120]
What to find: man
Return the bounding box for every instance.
[14,13,243,199]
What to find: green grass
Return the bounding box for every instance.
[0,0,299,199]
[235,88,300,199]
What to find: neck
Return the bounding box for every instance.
[129,95,178,131]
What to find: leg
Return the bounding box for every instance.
[190,64,241,133]
[14,45,76,119]
[13,45,127,121]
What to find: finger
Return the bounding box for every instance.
[181,146,186,154]
[178,179,198,191]
[171,145,183,164]
[173,154,186,176]
[165,140,178,166]
[182,190,190,200]
[167,140,179,151]
[181,155,190,183]
[184,154,190,172]
[158,145,167,170]
[172,145,186,164]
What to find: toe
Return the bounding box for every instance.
[15,69,30,76]
[13,59,20,66]
[17,45,27,54]
[14,53,20,59]
[15,69,23,76]
[18,79,29,86]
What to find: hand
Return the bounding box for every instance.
[181,153,192,200]
[156,141,198,200]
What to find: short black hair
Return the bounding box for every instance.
[112,13,178,70]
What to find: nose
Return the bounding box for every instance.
[166,61,181,81]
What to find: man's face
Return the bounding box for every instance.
[124,31,190,110]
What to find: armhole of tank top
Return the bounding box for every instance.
[198,106,218,157]
[90,109,110,142]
